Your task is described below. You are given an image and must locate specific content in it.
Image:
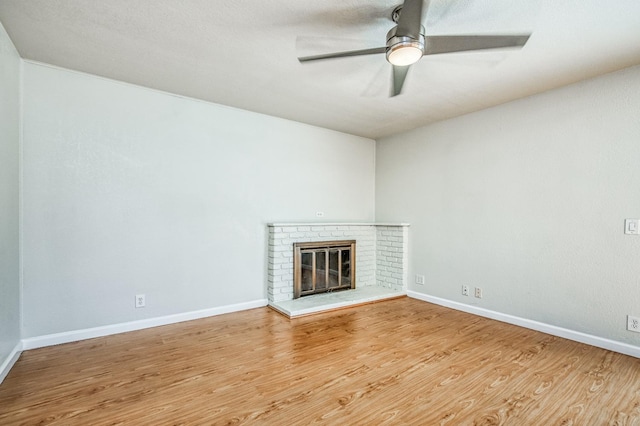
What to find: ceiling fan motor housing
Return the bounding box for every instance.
[386,26,425,66]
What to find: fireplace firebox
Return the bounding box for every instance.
[293,240,355,299]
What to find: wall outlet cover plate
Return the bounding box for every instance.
[625,219,639,235]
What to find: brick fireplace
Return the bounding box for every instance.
[267,223,409,305]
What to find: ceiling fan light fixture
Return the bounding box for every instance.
[385,26,425,66]
[386,42,423,66]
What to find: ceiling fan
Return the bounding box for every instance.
[297,0,531,96]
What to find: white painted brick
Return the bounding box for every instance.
[268,223,408,298]
[356,256,372,262]
[275,283,292,291]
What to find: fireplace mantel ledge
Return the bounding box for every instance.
[267,223,410,227]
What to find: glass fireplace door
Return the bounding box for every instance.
[294,240,355,299]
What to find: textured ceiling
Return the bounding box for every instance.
[1,0,639,139]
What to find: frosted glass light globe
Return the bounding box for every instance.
[387,43,423,66]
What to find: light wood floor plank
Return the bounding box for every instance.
[1,298,639,425]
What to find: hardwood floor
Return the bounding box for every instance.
[1,297,639,425]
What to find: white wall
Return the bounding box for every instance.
[13,41,640,352]
[21,62,375,338]
[376,65,640,346]
[0,22,21,375]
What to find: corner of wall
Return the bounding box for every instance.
[0,20,24,384]
[18,57,25,342]
[0,342,22,385]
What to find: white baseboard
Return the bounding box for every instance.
[0,341,23,385]
[22,299,268,351]
[407,291,640,359]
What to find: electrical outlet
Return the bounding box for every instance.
[415,275,425,285]
[628,315,640,333]
[135,294,146,308]
[475,287,483,298]
[462,285,469,296]
[625,219,639,235]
